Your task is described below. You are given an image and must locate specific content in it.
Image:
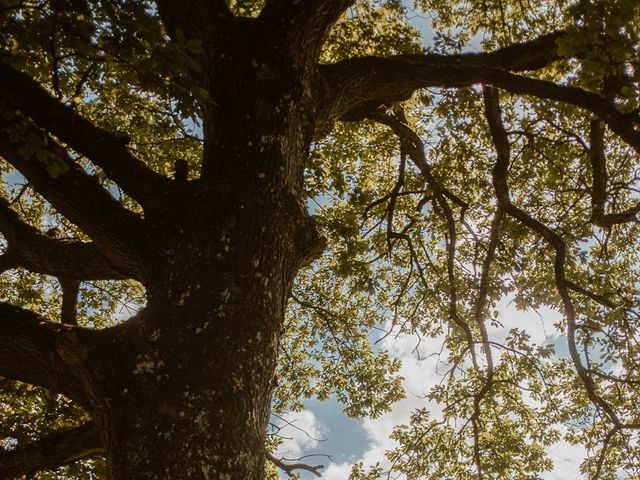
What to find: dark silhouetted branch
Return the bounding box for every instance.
[0,197,134,280]
[318,31,563,129]
[0,118,145,273]
[267,452,324,478]
[0,302,100,407]
[319,32,640,156]
[0,421,325,479]
[481,71,640,155]
[0,61,170,209]
[60,279,81,326]
[0,423,104,479]
[483,85,638,430]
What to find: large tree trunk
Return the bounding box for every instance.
[95,210,314,478]
[102,293,284,479]
[3,1,633,476]
[92,84,323,478]
[0,4,335,478]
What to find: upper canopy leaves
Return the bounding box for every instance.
[0,0,639,478]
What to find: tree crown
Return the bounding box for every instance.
[0,0,639,478]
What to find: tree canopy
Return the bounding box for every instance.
[0,0,639,479]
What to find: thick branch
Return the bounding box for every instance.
[480,71,640,155]
[319,31,640,155]
[483,87,628,428]
[0,302,97,407]
[0,120,145,273]
[260,0,355,58]
[156,0,231,42]
[0,197,133,280]
[60,279,80,326]
[0,423,103,479]
[0,61,170,208]
[318,31,563,127]
[0,424,327,479]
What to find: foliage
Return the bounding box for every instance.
[0,0,639,478]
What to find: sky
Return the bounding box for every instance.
[269,5,591,479]
[272,302,588,480]
[0,2,629,479]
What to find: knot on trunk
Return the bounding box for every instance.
[284,190,326,268]
[295,214,327,268]
[54,329,110,412]
[55,330,89,366]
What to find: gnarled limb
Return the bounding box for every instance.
[318,31,640,155]
[0,421,325,479]
[0,302,101,408]
[60,279,80,326]
[317,31,563,129]
[0,61,170,209]
[156,0,231,42]
[479,70,640,155]
[0,121,145,274]
[482,85,638,430]
[0,197,134,280]
[484,88,640,480]
[260,0,355,58]
[266,452,324,478]
[0,423,103,479]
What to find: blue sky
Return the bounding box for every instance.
[271,5,589,479]
[273,302,585,480]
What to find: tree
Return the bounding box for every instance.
[0,0,639,478]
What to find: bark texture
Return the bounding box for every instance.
[0,4,326,476]
[3,1,636,479]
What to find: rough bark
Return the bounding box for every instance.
[0,421,324,478]
[259,0,355,59]
[0,197,132,280]
[95,185,322,479]
[2,2,630,479]
[0,303,106,410]
[0,5,325,473]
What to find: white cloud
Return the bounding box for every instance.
[274,409,326,459]
[327,329,449,478]
[316,306,586,479]
[491,299,561,346]
[543,438,586,480]
[316,329,447,479]
[321,462,353,480]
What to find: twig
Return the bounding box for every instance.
[266,452,324,477]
